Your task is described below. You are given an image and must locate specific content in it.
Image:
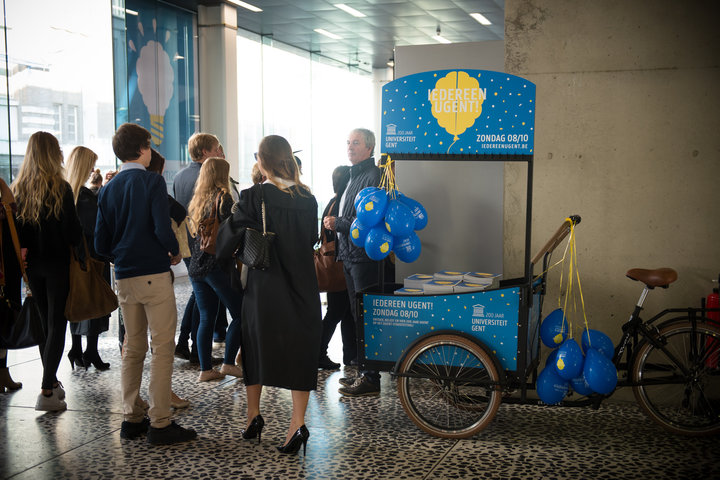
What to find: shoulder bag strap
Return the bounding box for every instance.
[3,203,30,287]
[260,185,267,235]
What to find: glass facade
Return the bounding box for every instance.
[236,32,374,209]
[0,0,373,205]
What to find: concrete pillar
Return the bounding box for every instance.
[197,4,239,180]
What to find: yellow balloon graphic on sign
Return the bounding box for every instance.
[429,71,484,148]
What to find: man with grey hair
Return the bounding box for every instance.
[323,128,383,396]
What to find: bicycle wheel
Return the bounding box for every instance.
[632,321,720,436]
[397,334,502,438]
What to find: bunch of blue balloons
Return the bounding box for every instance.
[350,187,427,263]
[536,308,618,404]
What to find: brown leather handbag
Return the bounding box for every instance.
[314,202,346,292]
[65,237,118,323]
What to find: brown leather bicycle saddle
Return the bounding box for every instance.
[626,268,678,288]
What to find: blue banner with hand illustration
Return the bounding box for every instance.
[381,69,535,156]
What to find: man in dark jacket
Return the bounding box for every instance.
[323,128,383,396]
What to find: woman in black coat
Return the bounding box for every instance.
[225,135,321,455]
[65,146,112,371]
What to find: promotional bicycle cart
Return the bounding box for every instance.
[357,69,720,439]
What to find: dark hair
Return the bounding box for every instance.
[112,123,151,162]
[147,149,166,174]
[332,165,350,195]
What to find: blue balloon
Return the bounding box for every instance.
[570,372,594,396]
[581,329,614,360]
[545,348,559,368]
[398,194,428,230]
[537,366,569,404]
[554,339,584,380]
[354,187,381,211]
[349,218,370,247]
[393,232,421,263]
[583,348,618,395]
[364,225,393,261]
[384,200,415,237]
[357,190,388,228]
[540,309,569,348]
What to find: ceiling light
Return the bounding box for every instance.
[387,59,395,67]
[334,3,366,18]
[470,13,492,25]
[125,8,138,16]
[432,27,451,44]
[227,0,263,13]
[314,28,343,40]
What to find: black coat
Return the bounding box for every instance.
[225,183,321,390]
[334,157,382,264]
[70,186,110,336]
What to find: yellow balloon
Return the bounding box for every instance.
[429,71,484,141]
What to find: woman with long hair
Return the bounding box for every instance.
[12,131,82,411]
[187,157,243,382]
[225,135,321,455]
[64,146,112,371]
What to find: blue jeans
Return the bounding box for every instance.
[190,268,243,371]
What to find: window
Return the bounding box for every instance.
[1,0,115,182]
[236,32,374,209]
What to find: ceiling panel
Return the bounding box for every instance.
[191,0,504,71]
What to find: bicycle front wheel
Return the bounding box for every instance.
[397,334,502,439]
[632,321,720,436]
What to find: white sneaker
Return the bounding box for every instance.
[53,382,65,400]
[36,391,67,412]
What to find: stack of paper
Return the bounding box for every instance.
[422,279,460,294]
[463,272,501,286]
[433,270,468,281]
[453,281,490,293]
[394,287,425,295]
[404,273,435,289]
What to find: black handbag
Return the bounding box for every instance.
[0,203,45,350]
[238,186,275,270]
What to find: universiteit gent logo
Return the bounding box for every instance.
[386,124,397,135]
[472,304,485,317]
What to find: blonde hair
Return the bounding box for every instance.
[65,146,98,202]
[250,163,265,184]
[188,157,231,236]
[12,131,67,224]
[256,135,310,196]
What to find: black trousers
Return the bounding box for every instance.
[319,289,356,364]
[27,264,70,390]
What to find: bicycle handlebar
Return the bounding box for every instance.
[531,215,581,265]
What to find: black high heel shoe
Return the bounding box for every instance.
[277,425,309,455]
[241,414,265,443]
[67,351,84,370]
[82,352,110,371]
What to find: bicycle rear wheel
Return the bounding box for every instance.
[632,321,720,436]
[397,334,502,438]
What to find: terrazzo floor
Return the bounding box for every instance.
[1,276,719,479]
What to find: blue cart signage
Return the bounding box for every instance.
[363,288,521,370]
[381,69,536,155]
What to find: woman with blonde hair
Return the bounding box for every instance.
[64,146,113,371]
[12,131,82,411]
[222,135,321,455]
[187,157,243,382]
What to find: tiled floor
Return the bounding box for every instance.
[1,277,719,479]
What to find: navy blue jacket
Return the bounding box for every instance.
[95,167,179,279]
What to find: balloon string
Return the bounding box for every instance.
[446,137,459,154]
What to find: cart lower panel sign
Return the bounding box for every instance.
[363,288,520,371]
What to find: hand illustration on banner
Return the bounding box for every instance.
[429,71,484,152]
[132,19,175,146]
